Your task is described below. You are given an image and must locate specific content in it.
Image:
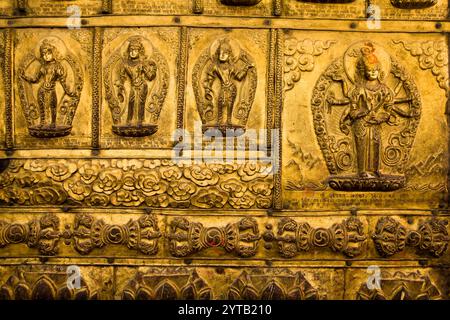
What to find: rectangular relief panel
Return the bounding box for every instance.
[281,31,448,210]
[0,210,447,263]
[186,27,271,153]
[13,28,93,149]
[101,27,179,149]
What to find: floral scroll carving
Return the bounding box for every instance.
[373,217,449,258]
[0,160,273,209]
[168,217,260,257]
[263,217,367,258]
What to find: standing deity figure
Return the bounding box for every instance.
[104,36,169,138]
[205,39,254,129]
[20,40,76,136]
[116,38,157,128]
[313,41,421,191]
[340,43,397,178]
[193,37,257,136]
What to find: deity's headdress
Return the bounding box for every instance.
[356,42,381,80]
[127,37,145,56]
[215,38,234,61]
[39,40,57,57]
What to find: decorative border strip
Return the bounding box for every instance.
[4,29,12,152]
[273,28,283,210]
[176,27,188,132]
[91,28,102,151]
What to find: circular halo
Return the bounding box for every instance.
[120,36,154,59]
[35,36,68,59]
[343,41,391,84]
[209,37,241,63]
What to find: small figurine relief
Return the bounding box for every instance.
[312,41,421,191]
[220,0,263,5]
[193,37,257,136]
[390,0,437,9]
[18,37,83,138]
[104,36,169,137]
[297,0,356,3]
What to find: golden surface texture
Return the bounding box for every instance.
[0,0,449,300]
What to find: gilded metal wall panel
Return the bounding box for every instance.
[0,0,448,301]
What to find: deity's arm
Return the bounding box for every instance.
[203,65,217,102]
[21,66,42,84]
[115,63,127,102]
[325,90,350,113]
[234,60,254,81]
[144,60,157,82]
[56,63,75,97]
[339,107,352,136]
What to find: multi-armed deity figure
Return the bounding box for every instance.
[116,38,157,130]
[315,41,421,191]
[20,40,79,137]
[194,37,257,136]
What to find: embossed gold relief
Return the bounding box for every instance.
[14,29,92,149]
[263,217,367,258]
[19,38,84,138]
[0,213,60,255]
[315,41,420,191]
[347,269,446,300]
[63,213,161,255]
[102,28,177,148]
[168,217,260,257]
[228,269,323,300]
[390,0,437,9]
[0,265,113,300]
[187,28,269,142]
[368,0,448,20]
[220,0,263,5]
[121,268,212,300]
[373,217,449,258]
[113,267,342,300]
[283,32,448,210]
[0,159,273,208]
[0,0,448,302]
[104,36,169,137]
[193,37,257,135]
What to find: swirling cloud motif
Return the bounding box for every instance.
[0,159,273,209]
